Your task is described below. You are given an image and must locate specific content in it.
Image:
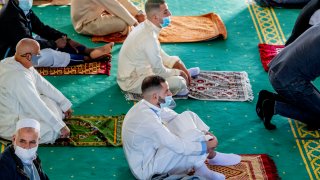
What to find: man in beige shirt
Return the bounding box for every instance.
[117,0,194,96]
[71,0,146,36]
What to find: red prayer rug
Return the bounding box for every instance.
[124,71,253,101]
[208,154,279,180]
[36,60,111,76]
[189,71,253,101]
[258,43,285,72]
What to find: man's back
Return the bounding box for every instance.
[122,100,162,179]
[118,21,155,79]
[0,57,33,139]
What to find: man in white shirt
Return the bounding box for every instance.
[0,38,71,144]
[122,75,241,179]
[117,0,192,96]
[71,0,146,36]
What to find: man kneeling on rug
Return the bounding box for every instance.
[0,118,49,179]
[122,75,241,180]
[0,38,71,144]
[256,24,320,130]
[0,0,114,67]
[117,0,200,96]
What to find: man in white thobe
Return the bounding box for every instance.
[122,75,241,180]
[0,38,71,144]
[117,0,193,96]
[71,0,146,36]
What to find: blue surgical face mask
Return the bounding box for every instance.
[19,0,33,15]
[159,96,176,109]
[31,54,41,66]
[161,16,171,28]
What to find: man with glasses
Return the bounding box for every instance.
[0,38,72,144]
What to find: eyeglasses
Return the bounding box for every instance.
[20,52,41,57]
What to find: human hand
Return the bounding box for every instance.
[205,131,217,140]
[64,108,73,119]
[60,126,70,138]
[206,138,218,152]
[185,70,192,85]
[179,70,190,85]
[135,13,146,23]
[55,36,67,49]
[174,61,191,85]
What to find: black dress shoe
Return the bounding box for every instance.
[262,99,276,130]
[256,90,275,119]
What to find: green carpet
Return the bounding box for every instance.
[2,0,318,179]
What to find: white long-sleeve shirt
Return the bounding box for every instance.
[122,100,207,179]
[117,20,181,93]
[0,57,71,140]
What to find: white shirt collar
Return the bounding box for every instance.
[141,99,161,112]
[145,20,161,36]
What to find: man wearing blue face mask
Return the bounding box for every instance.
[122,75,241,180]
[0,118,49,180]
[118,0,200,96]
[0,38,72,144]
[0,0,114,67]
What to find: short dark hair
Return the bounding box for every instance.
[145,0,166,14]
[141,75,166,94]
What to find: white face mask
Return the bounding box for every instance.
[14,145,38,164]
[18,0,33,15]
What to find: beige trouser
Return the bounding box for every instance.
[79,0,138,36]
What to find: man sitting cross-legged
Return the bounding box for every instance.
[122,75,241,179]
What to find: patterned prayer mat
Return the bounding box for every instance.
[36,60,111,76]
[208,154,279,180]
[92,13,227,43]
[0,115,124,149]
[123,71,253,101]
[258,43,284,72]
[33,0,70,6]
[50,115,124,147]
[289,119,320,179]
[189,71,253,101]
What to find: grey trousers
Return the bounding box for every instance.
[269,70,320,126]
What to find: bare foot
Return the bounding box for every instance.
[89,42,114,60]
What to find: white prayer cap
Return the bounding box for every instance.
[16,118,40,132]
